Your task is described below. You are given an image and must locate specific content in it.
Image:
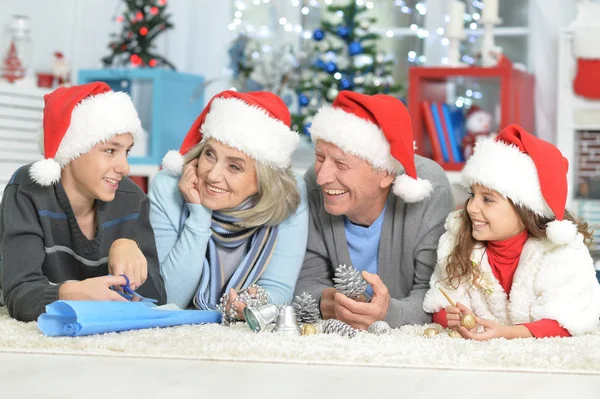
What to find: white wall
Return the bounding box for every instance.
[529,0,577,143]
[0,0,234,103]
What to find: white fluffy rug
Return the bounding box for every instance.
[1,308,599,374]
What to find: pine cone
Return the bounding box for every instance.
[367,320,391,335]
[333,264,367,299]
[292,292,320,324]
[323,319,358,338]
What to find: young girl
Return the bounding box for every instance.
[0,82,166,322]
[423,124,600,339]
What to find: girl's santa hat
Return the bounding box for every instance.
[461,124,577,245]
[308,90,432,202]
[162,90,299,174]
[30,81,143,186]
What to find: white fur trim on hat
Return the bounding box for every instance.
[200,97,299,169]
[30,91,143,186]
[461,138,554,218]
[30,158,62,186]
[393,174,433,202]
[161,150,185,175]
[573,30,600,59]
[53,91,144,167]
[546,220,579,245]
[309,106,398,172]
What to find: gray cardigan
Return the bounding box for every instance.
[294,156,454,327]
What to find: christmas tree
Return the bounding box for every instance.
[103,0,175,69]
[2,41,25,83]
[293,1,402,134]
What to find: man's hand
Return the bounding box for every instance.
[58,275,129,301]
[319,287,338,320]
[108,238,148,290]
[178,158,203,205]
[333,271,390,330]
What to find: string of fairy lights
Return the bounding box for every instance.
[227,0,520,107]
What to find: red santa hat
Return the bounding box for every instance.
[162,90,299,174]
[461,124,577,245]
[308,90,432,202]
[30,82,143,186]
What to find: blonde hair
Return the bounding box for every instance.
[183,139,300,227]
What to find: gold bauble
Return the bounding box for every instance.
[423,327,440,338]
[301,323,317,336]
[448,330,463,339]
[461,314,477,330]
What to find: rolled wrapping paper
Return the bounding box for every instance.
[38,300,221,337]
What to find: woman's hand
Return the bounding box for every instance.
[224,288,247,321]
[108,238,148,290]
[178,158,203,205]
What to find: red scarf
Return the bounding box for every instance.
[486,231,529,297]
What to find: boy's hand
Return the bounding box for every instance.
[108,238,148,290]
[58,275,129,301]
[178,158,203,205]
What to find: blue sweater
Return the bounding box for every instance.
[343,205,386,298]
[148,170,309,309]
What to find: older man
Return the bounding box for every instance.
[294,91,454,329]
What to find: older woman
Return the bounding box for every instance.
[149,91,308,322]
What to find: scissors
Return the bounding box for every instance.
[111,274,158,303]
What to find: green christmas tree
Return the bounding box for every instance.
[293,1,402,134]
[103,0,175,69]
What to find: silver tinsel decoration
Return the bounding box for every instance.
[292,292,320,324]
[367,320,391,335]
[323,319,359,339]
[333,264,368,299]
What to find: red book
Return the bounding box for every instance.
[421,101,443,163]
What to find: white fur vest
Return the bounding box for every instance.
[423,211,600,335]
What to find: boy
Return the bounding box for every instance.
[0,82,166,322]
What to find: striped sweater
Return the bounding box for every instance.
[0,164,166,321]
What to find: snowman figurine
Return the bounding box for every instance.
[461,106,494,159]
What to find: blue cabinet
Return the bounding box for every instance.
[79,69,204,165]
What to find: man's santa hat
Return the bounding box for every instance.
[162,90,299,174]
[461,124,577,245]
[30,82,143,186]
[308,90,432,202]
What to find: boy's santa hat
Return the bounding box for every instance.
[162,90,299,174]
[308,90,432,202]
[461,124,577,245]
[30,82,143,186]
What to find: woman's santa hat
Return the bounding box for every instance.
[461,124,577,245]
[162,90,299,174]
[30,81,143,186]
[308,90,432,202]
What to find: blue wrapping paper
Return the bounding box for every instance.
[38,301,221,337]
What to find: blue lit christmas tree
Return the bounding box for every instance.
[292,0,403,135]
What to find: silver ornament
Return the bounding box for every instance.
[326,87,339,101]
[368,320,391,335]
[333,264,368,299]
